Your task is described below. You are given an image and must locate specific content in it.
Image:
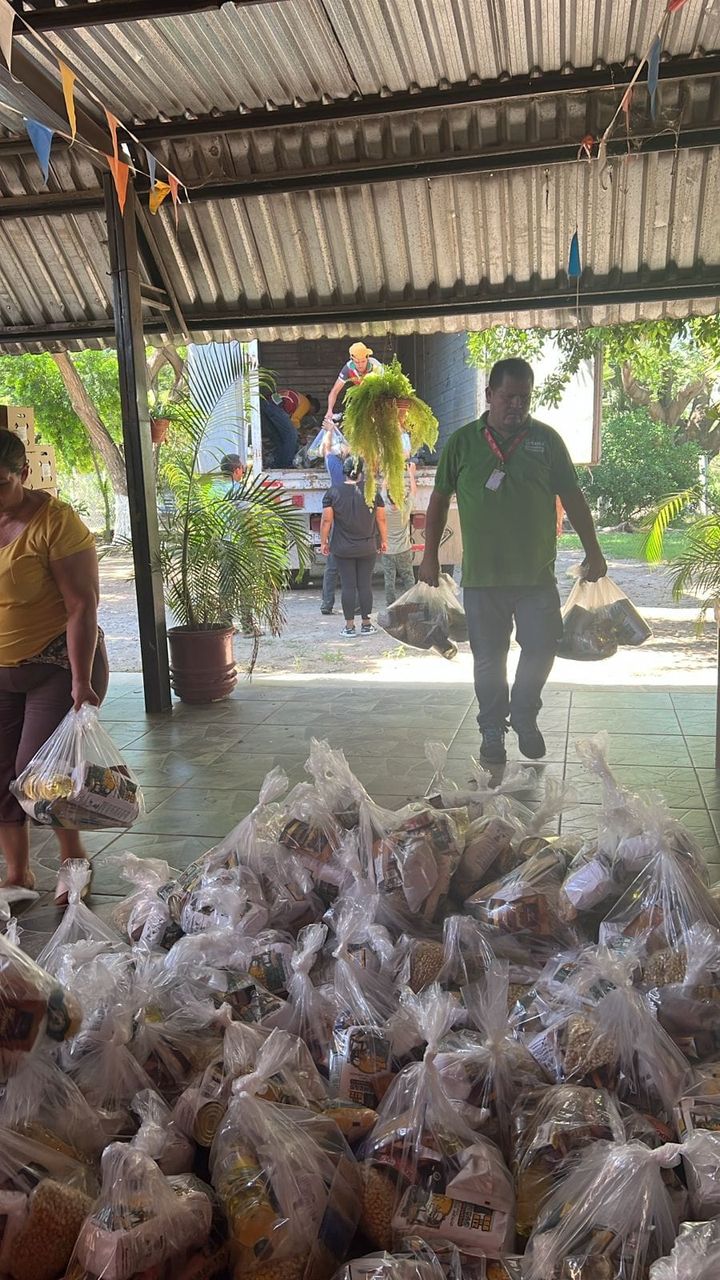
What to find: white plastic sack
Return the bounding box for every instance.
[557,571,651,662]
[379,575,467,660]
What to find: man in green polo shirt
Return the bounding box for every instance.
[419,357,607,765]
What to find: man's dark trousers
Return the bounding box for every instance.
[463,586,563,730]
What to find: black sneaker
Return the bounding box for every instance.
[320,606,333,615]
[513,722,547,760]
[479,725,507,765]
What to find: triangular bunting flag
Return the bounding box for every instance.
[568,230,582,279]
[620,84,633,116]
[0,0,15,74]
[647,35,662,120]
[168,173,181,227]
[59,62,77,141]
[145,149,157,192]
[24,118,54,184]
[667,0,690,11]
[107,154,129,215]
[105,109,121,161]
[149,179,171,215]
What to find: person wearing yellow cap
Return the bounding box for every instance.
[324,341,383,426]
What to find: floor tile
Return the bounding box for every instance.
[566,763,707,809]
[571,691,674,709]
[676,711,716,735]
[98,832,210,869]
[569,709,682,736]
[567,734,692,767]
[685,738,717,768]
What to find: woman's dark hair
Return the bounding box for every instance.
[0,429,27,474]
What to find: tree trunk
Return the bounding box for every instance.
[51,352,128,496]
[87,440,113,544]
[621,362,706,431]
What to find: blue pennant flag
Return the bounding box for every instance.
[24,118,54,185]
[568,230,582,279]
[145,147,157,192]
[647,35,662,121]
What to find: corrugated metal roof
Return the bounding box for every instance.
[0,0,716,349]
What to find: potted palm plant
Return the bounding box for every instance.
[157,377,310,704]
[342,356,439,505]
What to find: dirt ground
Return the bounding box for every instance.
[98,549,716,689]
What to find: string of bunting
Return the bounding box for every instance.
[565,0,693,295]
[0,0,185,220]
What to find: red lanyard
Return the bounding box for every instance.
[483,426,528,467]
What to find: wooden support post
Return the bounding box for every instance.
[104,173,172,714]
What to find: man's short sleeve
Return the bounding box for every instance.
[322,488,336,508]
[548,431,579,494]
[337,362,352,383]
[434,435,458,496]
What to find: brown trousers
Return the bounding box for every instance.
[0,641,110,824]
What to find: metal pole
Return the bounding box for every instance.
[104,173,172,714]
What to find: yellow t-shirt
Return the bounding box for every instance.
[0,496,95,667]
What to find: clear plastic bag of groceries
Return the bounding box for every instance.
[398,913,495,995]
[331,1238,462,1280]
[272,923,336,1071]
[434,963,549,1159]
[307,424,347,461]
[210,1028,361,1280]
[524,1139,684,1280]
[0,932,81,1080]
[130,1087,195,1175]
[110,852,182,951]
[643,921,720,1058]
[36,859,128,977]
[424,740,536,816]
[0,1123,97,1280]
[358,984,515,1257]
[11,704,144,829]
[66,1141,212,1280]
[63,1001,156,1140]
[277,778,351,910]
[130,995,224,1101]
[305,738,374,833]
[465,844,578,964]
[0,1045,106,1159]
[599,845,720,960]
[366,797,465,927]
[557,571,652,662]
[379,574,468,659]
[651,1218,720,1280]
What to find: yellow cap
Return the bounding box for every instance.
[349,341,373,359]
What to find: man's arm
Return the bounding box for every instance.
[418,489,451,586]
[375,505,388,553]
[324,378,345,421]
[559,486,607,582]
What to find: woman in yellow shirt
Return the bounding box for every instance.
[0,429,108,899]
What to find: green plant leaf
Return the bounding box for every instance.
[641,486,702,563]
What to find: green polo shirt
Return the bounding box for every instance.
[434,413,578,588]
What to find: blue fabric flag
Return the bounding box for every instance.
[24,118,54,185]
[648,35,662,120]
[145,148,157,192]
[568,230,582,279]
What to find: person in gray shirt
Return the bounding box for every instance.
[320,458,387,637]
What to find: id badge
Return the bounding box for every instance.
[486,468,505,491]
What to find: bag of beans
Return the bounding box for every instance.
[642,921,720,1058]
[11,704,144,830]
[0,933,82,1081]
[557,572,651,662]
[130,1088,195,1175]
[379,575,467,660]
[359,985,515,1259]
[399,914,495,995]
[210,1028,361,1280]
[523,1139,684,1280]
[67,1141,212,1280]
[651,1217,720,1280]
[0,1124,97,1280]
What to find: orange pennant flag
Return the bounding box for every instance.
[59,61,77,141]
[107,154,129,215]
[168,173,181,227]
[105,108,121,161]
[149,179,171,215]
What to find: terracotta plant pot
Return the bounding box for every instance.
[168,626,237,704]
[151,416,170,445]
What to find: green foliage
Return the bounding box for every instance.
[0,352,96,471]
[581,406,701,525]
[157,363,310,670]
[642,486,702,564]
[343,357,439,505]
[666,515,720,607]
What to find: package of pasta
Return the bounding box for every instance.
[210,1028,361,1280]
[66,1141,212,1280]
[0,931,81,1081]
[651,1217,720,1280]
[0,1123,97,1280]
[11,704,144,830]
[111,852,182,951]
[0,1046,106,1161]
[130,1088,195,1175]
[358,985,515,1258]
[599,845,720,960]
[523,1139,684,1280]
[512,1085,625,1241]
[465,845,577,963]
[642,921,720,1058]
[399,914,495,996]
[434,965,549,1159]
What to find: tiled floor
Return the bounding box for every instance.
[15,674,720,942]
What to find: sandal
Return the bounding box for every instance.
[55,858,92,907]
[1,870,36,893]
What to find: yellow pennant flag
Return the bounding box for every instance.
[107,154,129,215]
[59,61,77,140]
[149,179,171,215]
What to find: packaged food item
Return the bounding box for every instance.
[0,1124,97,1280]
[358,984,515,1258]
[599,846,720,959]
[378,575,467,659]
[278,784,349,908]
[11,705,144,829]
[557,573,651,662]
[512,1085,624,1240]
[650,1217,720,1280]
[210,1028,361,1280]
[330,1237,460,1280]
[0,932,81,1080]
[465,845,577,963]
[130,1088,195,1175]
[67,1142,212,1280]
[111,853,182,951]
[524,1140,685,1280]
[36,860,128,982]
[399,915,494,995]
[272,923,336,1071]
[642,922,720,1057]
[130,1000,224,1101]
[369,801,464,925]
[63,1003,156,1140]
[674,1087,720,1217]
[451,811,518,901]
[0,1046,106,1160]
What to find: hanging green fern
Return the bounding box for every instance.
[342,357,439,505]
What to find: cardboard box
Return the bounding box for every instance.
[0,406,35,446]
[25,445,56,492]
